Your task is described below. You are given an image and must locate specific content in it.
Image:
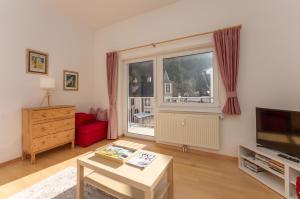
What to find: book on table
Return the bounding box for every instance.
[95,141,156,167]
[95,145,136,163]
[126,151,156,168]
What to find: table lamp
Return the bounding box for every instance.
[40,77,55,106]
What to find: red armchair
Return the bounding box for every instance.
[296,176,300,198]
[75,112,108,147]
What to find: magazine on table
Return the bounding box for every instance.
[127,151,156,168]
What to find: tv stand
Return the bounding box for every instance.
[239,143,300,199]
[278,153,300,163]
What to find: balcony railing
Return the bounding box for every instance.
[164,96,213,103]
[128,97,155,128]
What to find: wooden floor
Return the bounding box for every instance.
[0,137,283,199]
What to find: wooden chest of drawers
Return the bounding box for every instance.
[22,106,75,163]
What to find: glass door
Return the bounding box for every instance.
[127,59,155,138]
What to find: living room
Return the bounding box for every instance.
[0,0,300,198]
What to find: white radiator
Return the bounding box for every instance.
[156,112,220,150]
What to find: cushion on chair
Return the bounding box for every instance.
[96,108,108,121]
[89,107,108,121]
[89,108,98,118]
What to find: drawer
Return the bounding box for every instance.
[32,118,75,138]
[32,130,74,153]
[31,107,75,123]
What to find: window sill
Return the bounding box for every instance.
[157,106,222,115]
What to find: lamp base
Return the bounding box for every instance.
[40,91,52,107]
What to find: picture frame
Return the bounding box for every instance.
[26,49,48,75]
[63,70,79,91]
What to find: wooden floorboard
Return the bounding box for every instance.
[0,137,283,199]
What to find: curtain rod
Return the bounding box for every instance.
[117,24,241,53]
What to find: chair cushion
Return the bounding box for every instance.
[96,109,108,121]
[90,107,108,121]
[89,107,98,118]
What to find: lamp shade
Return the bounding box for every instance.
[40,77,55,89]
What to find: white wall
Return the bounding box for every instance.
[94,0,300,156]
[0,0,95,163]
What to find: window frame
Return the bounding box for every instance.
[156,47,220,110]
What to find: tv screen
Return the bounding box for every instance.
[256,107,300,158]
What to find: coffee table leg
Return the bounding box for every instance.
[167,160,174,199]
[144,191,154,199]
[77,164,84,199]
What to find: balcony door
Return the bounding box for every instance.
[125,58,156,139]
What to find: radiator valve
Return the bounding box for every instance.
[182,145,188,152]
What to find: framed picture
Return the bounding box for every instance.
[26,49,48,75]
[64,70,79,91]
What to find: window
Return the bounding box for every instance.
[157,49,218,109]
[126,59,155,137]
[128,60,154,97]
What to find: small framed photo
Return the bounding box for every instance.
[64,70,79,91]
[26,49,48,75]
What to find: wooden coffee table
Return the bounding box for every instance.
[76,148,173,199]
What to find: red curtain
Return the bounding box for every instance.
[106,52,118,139]
[213,27,241,115]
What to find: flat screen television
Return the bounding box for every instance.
[256,107,300,158]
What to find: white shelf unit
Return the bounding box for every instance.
[239,144,300,199]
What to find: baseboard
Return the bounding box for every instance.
[121,135,237,161]
[156,142,237,161]
[0,156,22,167]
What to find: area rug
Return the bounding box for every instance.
[8,167,117,199]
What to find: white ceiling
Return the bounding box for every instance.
[46,0,179,30]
